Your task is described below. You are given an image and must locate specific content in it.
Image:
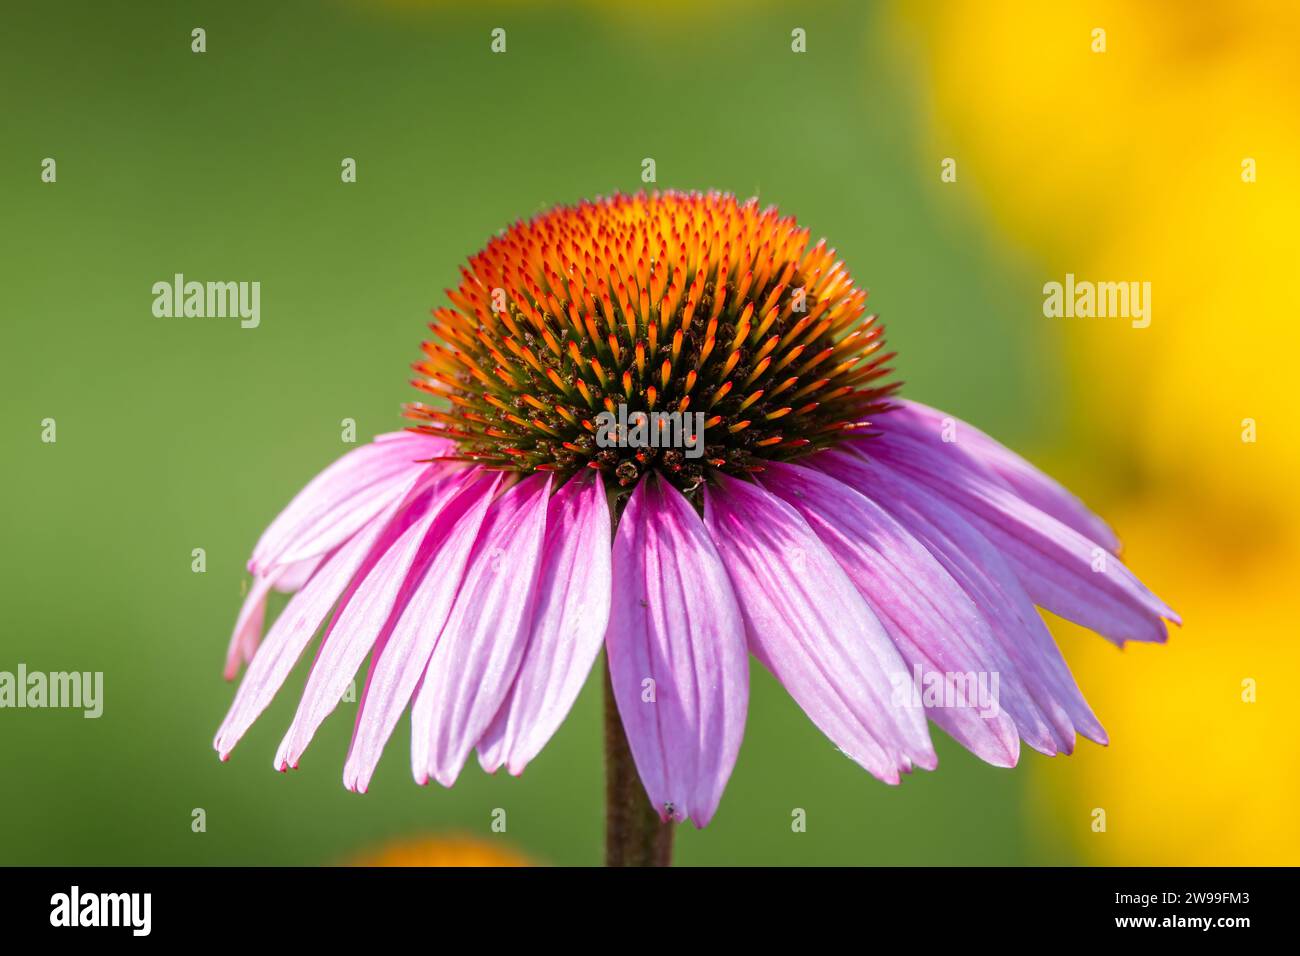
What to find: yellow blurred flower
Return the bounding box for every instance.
[1037,505,1300,864]
[891,0,1300,530]
[890,0,1300,863]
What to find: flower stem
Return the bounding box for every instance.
[603,661,675,866]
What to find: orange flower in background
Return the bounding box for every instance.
[889,0,1300,863]
[349,834,532,867]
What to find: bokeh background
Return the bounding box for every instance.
[1,0,1295,865]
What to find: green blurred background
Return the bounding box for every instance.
[1,0,1084,865]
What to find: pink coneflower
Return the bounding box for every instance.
[215,191,1176,864]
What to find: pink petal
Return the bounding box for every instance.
[213,464,433,760]
[223,571,278,681]
[822,449,1107,751]
[882,400,1120,551]
[703,473,933,784]
[250,431,452,575]
[477,471,612,777]
[761,461,1021,769]
[224,555,330,681]
[273,467,481,771]
[410,476,552,788]
[271,556,322,594]
[868,434,1177,644]
[605,474,748,825]
[340,473,500,793]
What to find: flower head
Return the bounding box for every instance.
[408,190,895,491]
[215,191,1177,828]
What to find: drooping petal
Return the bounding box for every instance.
[868,432,1178,644]
[270,555,322,594]
[225,560,329,682]
[410,476,552,788]
[821,449,1107,751]
[272,467,480,771]
[703,473,934,783]
[250,431,452,575]
[880,399,1121,551]
[605,473,749,826]
[213,463,436,760]
[760,461,1021,768]
[792,455,1069,754]
[341,473,501,793]
[223,571,278,681]
[477,471,612,777]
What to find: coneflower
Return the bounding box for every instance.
[215,191,1177,865]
